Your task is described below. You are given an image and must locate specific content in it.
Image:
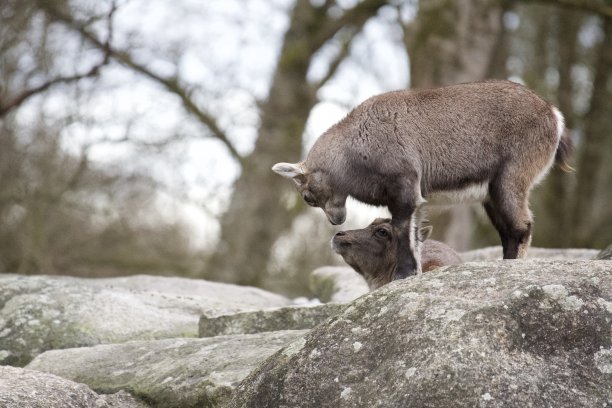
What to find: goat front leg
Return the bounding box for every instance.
[389,191,423,279]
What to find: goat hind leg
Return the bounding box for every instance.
[487,183,533,259]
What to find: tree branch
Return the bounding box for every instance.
[35,0,243,164]
[312,0,388,54]
[0,67,96,117]
[521,0,612,18]
[0,44,111,117]
[311,28,358,92]
[302,0,388,94]
[62,145,90,196]
[0,2,117,118]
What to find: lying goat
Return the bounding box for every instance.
[332,218,461,290]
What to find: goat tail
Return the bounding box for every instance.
[555,129,575,173]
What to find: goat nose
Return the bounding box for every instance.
[335,231,346,237]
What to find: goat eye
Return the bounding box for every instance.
[303,194,317,207]
[375,228,388,238]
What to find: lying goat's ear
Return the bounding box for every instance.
[418,225,433,242]
[272,162,306,185]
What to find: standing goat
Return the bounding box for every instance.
[273,80,572,278]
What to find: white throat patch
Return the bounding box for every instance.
[426,182,489,207]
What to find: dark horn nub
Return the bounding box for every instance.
[335,231,346,237]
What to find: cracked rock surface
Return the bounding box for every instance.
[0,274,291,366]
[0,365,148,408]
[27,330,307,408]
[229,260,612,408]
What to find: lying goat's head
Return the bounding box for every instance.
[332,218,460,290]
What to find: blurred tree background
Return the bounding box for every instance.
[1,0,611,297]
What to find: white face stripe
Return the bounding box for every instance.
[409,212,423,275]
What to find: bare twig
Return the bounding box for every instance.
[312,0,388,53]
[522,0,612,19]
[0,2,117,117]
[312,28,358,91]
[61,145,90,197]
[34,144,92,206]
[35,0,243,164]
[0,58,109,117]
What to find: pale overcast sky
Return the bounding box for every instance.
[18,0,412,249]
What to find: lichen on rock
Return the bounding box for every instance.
[229,260,612,408]
[0,274,291,366]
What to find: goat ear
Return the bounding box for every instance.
[272,162,304,178]
[418,225,433,242]
[272,162,306,185]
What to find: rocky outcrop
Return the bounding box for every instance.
[462,246,600,262]
[0,273,323,407]
[311,248,603,305]
[3,257,610,407]
[309,266,369,303]
[27,330,306,408]
[229,260,612,407]
[0,366,148,408]
[597,244,612,260]
[0,274,291,366]
[199,303,346,337]
[74,274,291,308]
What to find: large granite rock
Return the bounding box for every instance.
[312,247,601,304]
[310,266,369,303]
[73,274,290,308]
[0,365,148,408]
[597,244,612,260]
[462,246,600,262]
[199,303,346,337]
[27,330,307,408]
[229,260,612,407]
[0,274,290,366]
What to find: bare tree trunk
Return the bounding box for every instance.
[33,0,387,288]
[531,8,582,248]
[404,0,505,250]
[206,0,387,288]
[571,17,612,246]
[407,0,506,86]
[205,45,313,286]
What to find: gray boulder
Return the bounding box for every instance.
[311,248,601,304]
[0,365,148,408]
[597,244,612,260]
[199,303,346,337]
[229,260,612,407]
[462,246,600,262]
[27,330,307,408]
[0,274,290,366]
[72,274,291,308]
[310,266,369,303]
